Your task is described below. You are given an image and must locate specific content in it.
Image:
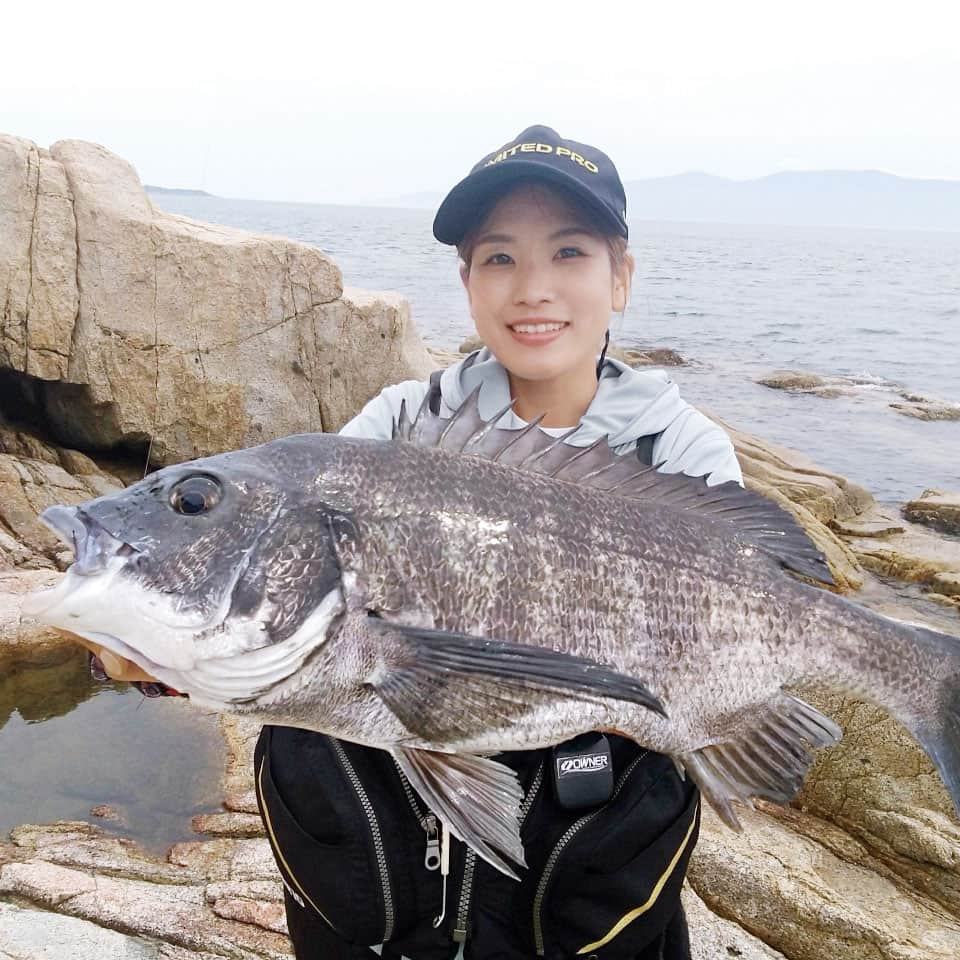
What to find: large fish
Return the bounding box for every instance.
[23,393,960,876]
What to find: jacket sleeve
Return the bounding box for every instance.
[648,405,743,488]
[337,380,431,440]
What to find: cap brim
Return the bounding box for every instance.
[432,160,626,246]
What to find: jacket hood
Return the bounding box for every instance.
[438,348,689,449]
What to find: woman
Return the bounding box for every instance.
[93,125,742,959]
[256,125,741,960]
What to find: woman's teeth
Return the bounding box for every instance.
[511,322,566,334]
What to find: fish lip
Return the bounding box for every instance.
[38,504,140,577]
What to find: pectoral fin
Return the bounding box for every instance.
[392,746,525,879]
[367,617,666,743]
[679,693,842,829]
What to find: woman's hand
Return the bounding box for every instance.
[63,631,159,683]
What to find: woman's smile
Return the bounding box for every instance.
[507,318,570,345]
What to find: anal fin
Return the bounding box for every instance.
[679,693,842,829]
[392,747,525,880]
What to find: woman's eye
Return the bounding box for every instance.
[556,247,584,259]
[483,252,513,265]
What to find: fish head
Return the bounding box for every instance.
[23,438,354,708]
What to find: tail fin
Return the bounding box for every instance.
[909,624,960,816]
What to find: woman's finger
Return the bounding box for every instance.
[57,629,159,683]
[98,649,158,683]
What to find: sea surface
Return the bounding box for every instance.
[155,195,960,503]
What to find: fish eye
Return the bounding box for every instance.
[170,475,222,516]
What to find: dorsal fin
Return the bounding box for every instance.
[395,386,834,586]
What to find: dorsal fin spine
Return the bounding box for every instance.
[409,390,432,438]
[491,415,546,463]
[519,426,583,470]
[464,400,516,450]
[438,385,483,447]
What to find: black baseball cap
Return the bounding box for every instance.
[433,124,628,246]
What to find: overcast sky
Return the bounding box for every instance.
[3,0,959,205]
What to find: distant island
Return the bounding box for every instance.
[144,185,214,197]
[381,171,960,232]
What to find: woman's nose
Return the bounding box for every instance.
[511,262,554,305]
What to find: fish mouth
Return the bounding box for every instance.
[21,505,140,618]
[40,504,140,576]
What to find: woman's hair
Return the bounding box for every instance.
[457,178,630,275]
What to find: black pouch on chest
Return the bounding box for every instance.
[552,732,614,810]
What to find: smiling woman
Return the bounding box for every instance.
[457,183,632,425]
[259,124,743,960]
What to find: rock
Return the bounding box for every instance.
[191,812,265,839]
[904,490,960,537]
[0,134,434,466]
[931,572,960,597]
[927,592,960,612]
[1,822,293,958]
[204,880,285,905]
[723,422,875,525]
[606,343,687,367]
[224,791,262,816]
[0,137,79,382]
[791,682,960,918]
[682,885,787,959]
[890,401,960,421]
[209,898,288,935]
[828,516,906,539]
[0,454,108,567]
[0,416,126,570]
[0,901,162,960]
[219,715,266,809]
[90,804,125,823]
[689,803,960,960]
[757,369,828,391]
[0,569,64,653]
[427,345,463,368]
[300,287,434,434]
[758,368,960,421]
[843,506,960,588]
[0,858,291,958]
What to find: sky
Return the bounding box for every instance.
[3,0,959,205]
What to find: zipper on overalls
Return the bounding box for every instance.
[532,753,646,955]
[330,739,396,942]
[396,762,442,871]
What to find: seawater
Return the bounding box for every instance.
[154,196,959,503]
[0,647,225,853]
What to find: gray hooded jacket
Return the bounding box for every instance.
[341,348,742,487]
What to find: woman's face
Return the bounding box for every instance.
[461,183,630,383]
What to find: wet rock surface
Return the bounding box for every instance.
[840,504,960,607]
[758,367,960,422]
[904,490,960,537]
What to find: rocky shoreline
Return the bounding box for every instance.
[758,369,960,423]
[2,133,959,960]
